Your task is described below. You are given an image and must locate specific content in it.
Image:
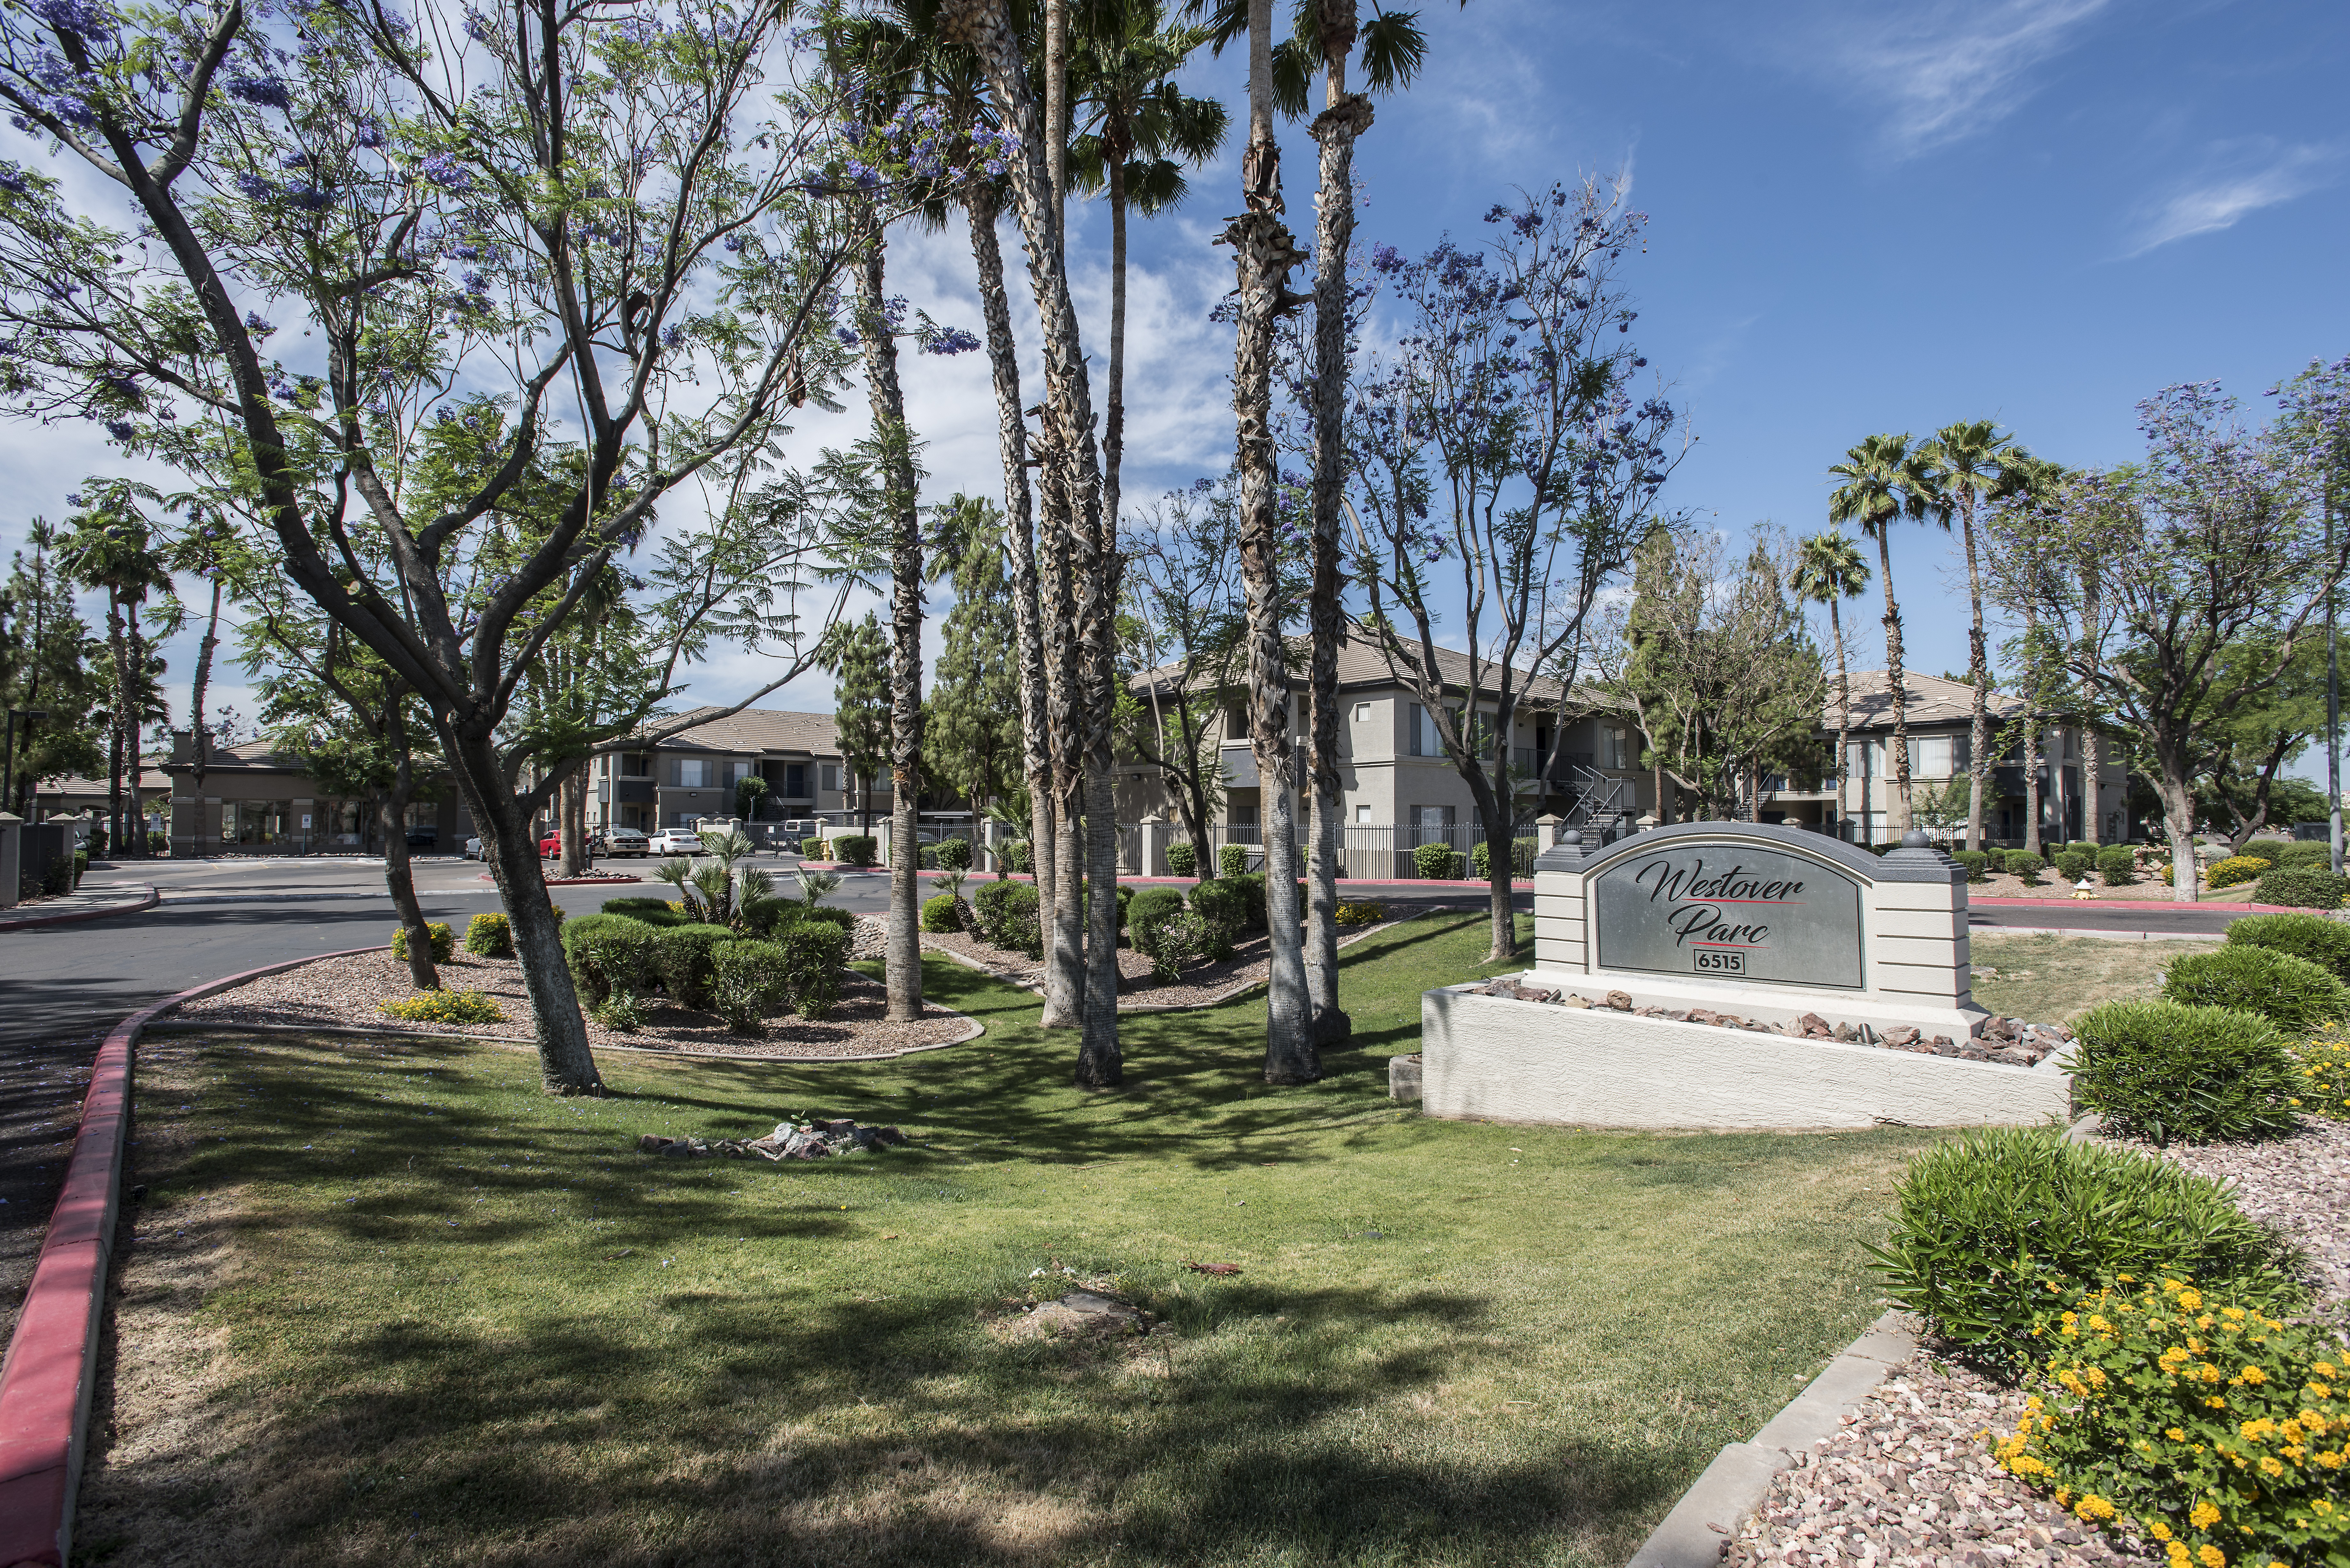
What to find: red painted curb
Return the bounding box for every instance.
[0,944,387,1568]
[0,886,158,934]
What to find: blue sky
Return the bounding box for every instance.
[4,0,2346,771]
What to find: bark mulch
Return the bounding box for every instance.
[169,949,979,1060]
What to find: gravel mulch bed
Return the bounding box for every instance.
[1726,1333,2160,1568]
[2103,1116,2350,1337]
[918,910,1415,1010]
[1725,1117,2348,1568]
[169,948,977,1059]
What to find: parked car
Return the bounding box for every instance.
[648,828,705,856]
[600,827,652,858]
[405,825,438,851]
[539,833,563,858]
[464,836,484,860]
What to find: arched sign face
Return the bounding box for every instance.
[1592,842,1865,990]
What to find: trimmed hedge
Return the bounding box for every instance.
[1949,849,1991,882]
[920,891,963,933]
[601,895,675,915]
[933,837,972,872]
[797,904,856,936]
[560,914,657,1006]
[972,878,1042,955]
[1164,841,1198,878]
[1186,879,1246,959]
[1414,841,1464,879]
[1470,837,1537,880]
[650,923,734,1010]
[463,912,514,958]
[390,920,456,963]
[2053,849,2095,882]
[709,939,790,1033]
[2069,999,2302,1145]
[772,920,848,1019]
[1217,842,1250,880]
[997,839,1032,874]
[1127,886,1191,979]
[2002,849,2044,885]
[2094,845,2137,887]
[800,836,824,858]
[1866,1127,2308,1360]
[833,834,878,868]
[2224,910,2350,979]
[2160,944,2348,1033]
[2268,838,2333,869]
[2250,864,2350,910]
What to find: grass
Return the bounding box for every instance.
[100,912,1935,1568]
[1967,931,2221,1024]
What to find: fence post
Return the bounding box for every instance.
[1138,816,1163,877]
[1536,813,1561,856]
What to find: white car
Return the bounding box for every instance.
[599,828,653,858]
[464,836,484,860]
[648,828,705,856]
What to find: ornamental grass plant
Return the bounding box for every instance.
[1992,1277,2346,1568]
[2069,1001,2303,1147]
[1866,1128,2306,1362]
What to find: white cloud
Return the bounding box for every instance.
[2126,139,2346,255]
[1828,0,2109,159]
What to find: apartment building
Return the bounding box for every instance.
[587,706,881,833]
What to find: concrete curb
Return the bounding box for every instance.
[1624,1312,1917,1568]
[141,1012,989,1064]
[0,884,158,932]
[0,942,386,1568]
[1974,925,2219,942]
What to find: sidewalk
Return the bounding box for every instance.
[793,863,1536,890]
[0,883,157,933]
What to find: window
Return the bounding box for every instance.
[1355,804,1372,823]
[785,763,808,798]
[676,758,711,788]
[724,760,753,786]
[1600,725,1631,771]
[1411,805,1454,830]
[620,752,651,778]
[821,764,840,793]
[1909,736,1953,778]
[1407,704,1445,757]
[1353,702,1372,723]
[1227,703,1249,741]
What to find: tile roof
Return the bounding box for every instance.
[605,706,842,758]
[159,737,317,773]
[1132,636,1583,705]
[1826,670,2025,730]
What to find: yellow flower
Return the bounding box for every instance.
[2260,1456,2285,1477]
[2190,1501,2221,1529]
[2167,1427,2187,1441]
[2178,1288,2204,1311]
[2239,1365,2267,1386]
[2074,1494,2117,1522]
[2199,1546,2225,1568]
[2150,1523,2174,1542]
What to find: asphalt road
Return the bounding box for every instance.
[0,851,2250,1344]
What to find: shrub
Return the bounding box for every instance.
[1335,901,1386,926]
[2054,849,2096,882]
[2251,865,2350,910]
[1218,842,1250,879]
[1950,849,1992,883]
[1127,887,1190,979]
[834,833,878,868]
[917,843,938,870]
[38,857,68,895]
[650,923,734,1010]
[2224,911,2350,980]
[1414,841,1464,879]
[560,915,658,1006]
[920,890,964,933]
[2070,1000,2303,1146]
[588,991,644,1032]
[601,895,675,915]
[972,879,1042,956]
[1470,837,1538,879]
[1865,1127,2306,1359]
[2004,849,2046,886]
[709,939,793,1033]
[1185,878,1244,960]
[737,894,803,938]
[997,838,1032,874]
[148,831,167,855]
[2161,945,2348,1033]
[378,989,503,1025]
[933,837,972,872]
[464,912,514,958]
[73,849,87,884]
[2269,838,2333,870]
[2205,854,2274,890]
[1991,1277,2343,1563]
[1229,871,1269,931]
[390,921,456,962]
[2096,846,2139,887]
[785,904,852,939]
[1148,911,1215,981]
[770,921,848,1019]
[1164,841,1198,878]
[801,836,824,858]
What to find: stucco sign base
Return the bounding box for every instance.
[1421,984,2073,1131]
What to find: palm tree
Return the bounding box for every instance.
[59,498,175,859]
[165,512,245,796]
[1789,532,1870,840]
[1827,433,1936,839]
[1920,420,2017,853]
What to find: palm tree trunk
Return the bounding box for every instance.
[1036,423,1088,1029]
[1876,529,1912,839]
[1304,40,1372,1043]
[1232,0,1315,1083]
[1831,599,1852,840]
[964,181,1056,903]
[1960,489,1990,853]
[852,215,928,1024]
[104,594,127,857]
[2022,598,2043,860]
[939,0,1117,1077]
[190,574,222,795]
[2079,556,2103,846]
[1078,133,1131,1065]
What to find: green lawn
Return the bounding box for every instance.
[1967,930,2219,1024]
[96,912,1934,1568]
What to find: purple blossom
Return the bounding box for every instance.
[244,310,277,336]
[29,0,113,39]
[234,172,276,199]
[660,323,686,350]
[0,162,28,196]
[418,152,474,192]
[353,118,388,149]
[105,419,134,440]
[920,326,979,357]
[223,70,293,110]
[285,184,333,211]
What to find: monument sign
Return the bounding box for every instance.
[1592,841,1863,990]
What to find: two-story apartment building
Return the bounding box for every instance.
[587,706,880,834]
[1756,671,2131,846]
[1125,641,1657,846]
[159,732,475,854]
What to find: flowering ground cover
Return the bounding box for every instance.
[77,914,1934,1568]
